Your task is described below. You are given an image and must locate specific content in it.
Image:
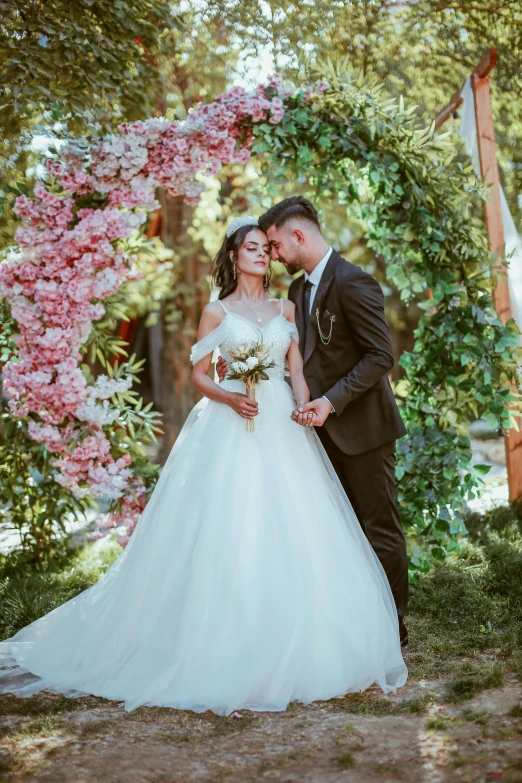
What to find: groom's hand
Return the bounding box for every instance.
[291,404,316,427]
[294,397,334,427]
[216,356,228,383]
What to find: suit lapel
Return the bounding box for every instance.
[303,251,339,365]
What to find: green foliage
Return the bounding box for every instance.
[0,414,95,564]
[0,0,178,134]
[0,283,163,561]
[115,232,177,327]
[249,64,522,570]
[0,541,120,639]
[0,0,179,249]
[205,0,522,229]
[408,502,522,678]
[1,303,89,562]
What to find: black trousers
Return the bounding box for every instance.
[316,426,409,618]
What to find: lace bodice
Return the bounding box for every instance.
[190,299,299,380]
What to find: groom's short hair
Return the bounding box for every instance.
[259,196,321,233]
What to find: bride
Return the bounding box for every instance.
[0,216,407,716]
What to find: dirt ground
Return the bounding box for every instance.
[1,659,522,783]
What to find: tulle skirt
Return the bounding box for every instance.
[0,377,407,715]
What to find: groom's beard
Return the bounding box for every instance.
[280,257,304,276]
[283,261,302,276]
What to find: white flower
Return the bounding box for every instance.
[231,361,249,373]
[245,356,259,370]
[76,398,120,426]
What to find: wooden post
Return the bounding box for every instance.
[433,48,522,502]
[471,65,522,502]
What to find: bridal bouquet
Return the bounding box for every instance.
[227,342,275,431]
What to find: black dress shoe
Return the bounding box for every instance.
[399,617,409,648]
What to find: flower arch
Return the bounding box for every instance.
[1,69,520,569]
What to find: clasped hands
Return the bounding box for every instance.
[215,356,333,428]
[290,397,333,428]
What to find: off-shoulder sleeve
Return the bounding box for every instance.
[286,320,300,344]
[190,319,228,365]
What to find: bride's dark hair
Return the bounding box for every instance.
[212,225,272,300]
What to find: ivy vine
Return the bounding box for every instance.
[247,64,522,574]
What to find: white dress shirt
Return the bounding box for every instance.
[303,246,335,414]
[304,246,333,314]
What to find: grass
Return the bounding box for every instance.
[157,731,196,743]
[256,749,309,772]
[407,502,522,679]
[461,709,490,725]
[373,761,403,778]
[337,721,359,737]
[0,542,121,640]
[334,750,355,768]
[0,715,69,739]
[425,708,491,731]
[126,705,257,736]
[17,715,68,737]
[0,692,108,718]
[80,718,116,736]
[445,663,505,703]
[425,713,463,731]
[0,714,121,742]
[210,713,256,736]
[451,754,471,770]
[328,692,435,716]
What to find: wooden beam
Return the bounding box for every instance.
[433,89,463,133]
[472,73,509,319]
[471,70,522,502]
[474,47,497,79]
[432,48,497,132]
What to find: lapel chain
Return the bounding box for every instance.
[315,307,336,345]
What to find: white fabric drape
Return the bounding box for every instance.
[459,77,522,344]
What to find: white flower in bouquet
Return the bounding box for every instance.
[231,360,249,373]
[226,341,275,432]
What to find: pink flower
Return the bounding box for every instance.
[0,77,313,545]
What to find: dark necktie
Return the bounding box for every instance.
[304,280,313,330]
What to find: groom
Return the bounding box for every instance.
[219,196,409,645]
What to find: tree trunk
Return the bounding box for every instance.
[157,191,208,464]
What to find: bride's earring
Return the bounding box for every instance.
[230,253,236,281]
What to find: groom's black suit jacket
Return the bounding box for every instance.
[288,250,407,456]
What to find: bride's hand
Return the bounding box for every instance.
[216,356,228,383]
[227,392,259,420]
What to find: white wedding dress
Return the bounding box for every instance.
[0,301,407,715]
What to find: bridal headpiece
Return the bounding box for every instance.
[226,216,259,238]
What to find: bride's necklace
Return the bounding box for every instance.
[241,297,269,323]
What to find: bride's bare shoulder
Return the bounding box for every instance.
[282,299,296,321]
[197,301,227,335]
